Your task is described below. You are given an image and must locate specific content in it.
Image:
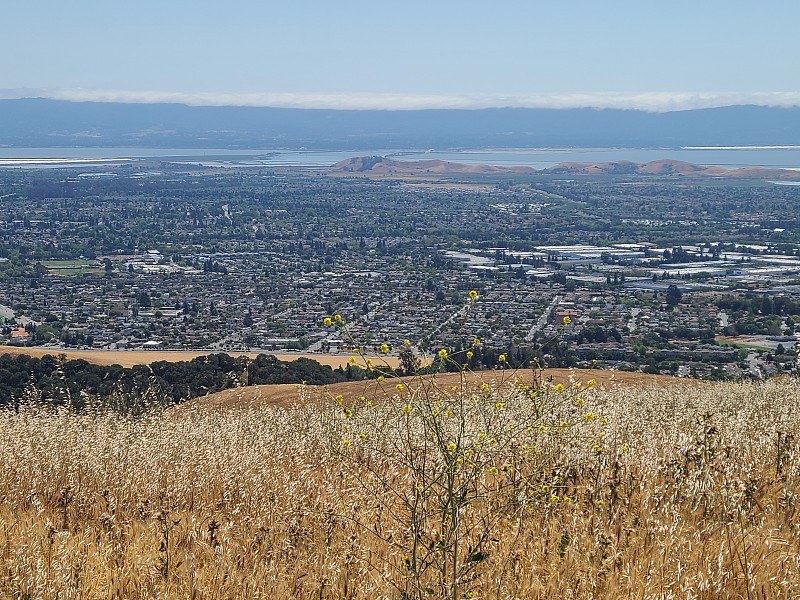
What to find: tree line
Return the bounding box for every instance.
[0,353,350,412]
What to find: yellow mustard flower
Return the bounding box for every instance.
[439,348,448,359]
[323,317,332,327]
[380,343,389,354]
[563,315,571,326]
[469,289,478,300]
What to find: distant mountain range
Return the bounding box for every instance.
[1,98,800,149]
[333,156,800,179]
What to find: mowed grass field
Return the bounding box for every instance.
[1,368,799,598]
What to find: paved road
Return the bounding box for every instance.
[746,352,763,379]
[427,300,474,342]
[628,307,641,333]
[525,295,561,342]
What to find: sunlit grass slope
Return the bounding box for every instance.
[1,374,799,598]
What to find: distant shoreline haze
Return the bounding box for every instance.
[2,147,800,172]
[2,99,800,150]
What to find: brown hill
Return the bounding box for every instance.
[544,159,800,179]
[544,159,719,176]
[331,156,800,180]
[179,368,695,412]
[331,156,535,175]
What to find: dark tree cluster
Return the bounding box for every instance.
[0,352,350,411]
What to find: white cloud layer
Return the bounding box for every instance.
[2,89,800,112]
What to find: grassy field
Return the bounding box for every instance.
[717,335,784,352]
[0,345,399,370]
[38,260,97,268]
[186,367,684,410]
[39,259,103,277]
[1,370,799,598]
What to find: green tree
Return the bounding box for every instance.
[665,284,682,309]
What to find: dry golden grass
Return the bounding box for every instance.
[188,368,684,410]
[0,346,396,370]
[1,374,799,598]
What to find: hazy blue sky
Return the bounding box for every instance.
[3,0,800,110]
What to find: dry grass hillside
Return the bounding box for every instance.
[0,346,391,370]
[185,367,683,410]
[1,371,798,598]
[332,156,535,175]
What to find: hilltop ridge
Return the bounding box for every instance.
[331,156,800,179]
[3,99,800,148]
[180,368,691,411]
[332,156,535,175]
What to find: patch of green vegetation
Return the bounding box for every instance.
[39,260,96,268]
[715,337,771,352]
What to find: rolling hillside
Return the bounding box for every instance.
[182,368,691,411]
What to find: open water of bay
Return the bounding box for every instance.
[1,146,799,170]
